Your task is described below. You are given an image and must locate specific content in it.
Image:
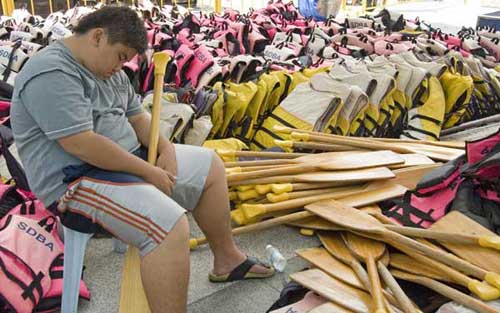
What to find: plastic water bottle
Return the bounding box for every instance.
[266,244,287,272]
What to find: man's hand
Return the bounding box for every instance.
[143,166,176,196]
[156,142,177,177]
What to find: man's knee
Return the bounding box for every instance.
[167,215,190,245]
[208,151,226,179]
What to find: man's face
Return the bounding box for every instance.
[87,29,137,80]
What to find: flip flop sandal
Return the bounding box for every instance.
[208,256,275,283]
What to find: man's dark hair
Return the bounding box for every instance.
[73,6,148,54]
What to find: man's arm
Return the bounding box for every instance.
[128,112,172,153]
[128,112,178,176]
[57,130,176,195]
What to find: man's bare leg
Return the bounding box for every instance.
[192,152,272,276]
[141,215,190,313]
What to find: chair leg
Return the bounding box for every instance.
[61,226,93,313]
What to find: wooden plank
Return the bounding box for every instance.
[291,269,373,313]
[430,211,500,273]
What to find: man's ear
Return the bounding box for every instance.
[91,28,105,47]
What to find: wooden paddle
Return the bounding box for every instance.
[190,183,408,249]
[391,270,500,313]
[241,185,367,221]
[227,151,403,182]
[317,232,402,310]
[388,242,500,301]
[225,159,295,168]
[308,302,354,313]
[343,233,387,313]
[383,224,500,250]
[268,291,327,313]
[241,183,404,222]
[228,167,395,187]
[226,164,290,173]
[273,125,465,150]
[371,137,465,150]
[305,200,500,289]
[430,211,500,273]
[388,154,435,169]
[275,139,362,152]
[290,132,463,162]
[120,52,170,313]
[296,247,365,290]
[267,186,364,203]
[271,182,349,194]
[290,269,373,313]
[390,253,452,282]
[218,150,308,159]
[377,260,416,313]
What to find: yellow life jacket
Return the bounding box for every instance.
[235,79,269,142]
[203,138,248,162]
[220,81,258,138]
[251,73,343,151]
[440,68,473,129]
[208,82,225,139]
[401,75,446,141]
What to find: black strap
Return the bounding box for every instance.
[226,256,270,282]
[21,271,44,302]
[0,253,37,305]
[0,128,30,191]
[2,41,22,83]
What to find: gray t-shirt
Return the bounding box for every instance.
[11,40,143,207]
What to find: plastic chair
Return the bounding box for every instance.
[61,225,128,313]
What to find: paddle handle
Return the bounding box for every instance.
[242,187,366,220]
[384,231,488,280]
[275,139,361,152]
[392,271,500,313]
[267,187,357,203]
[385,225,483,245]
[390,241,500,301]
[147,52,170,164]
[271,182,349,194]
[189,211,313,249]
[371,137,465,149]
[291,132,413,154]
[350,260,401,311]
[224,159,295,168]
[228,175,296,187]
[377,261,416,313]
[367,258,386,313]
[227,164,290,173]
[227,164,318,182]
[218,150,307,159]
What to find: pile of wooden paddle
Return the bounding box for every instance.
[291,205,500,313]
[219,125,467,229]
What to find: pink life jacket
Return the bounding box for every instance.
[1,199,90,312]
[0,214,62,313]
[185,45,214,88]
[385,156,466,228]
[174,44,195,87]
[479,36,500,62]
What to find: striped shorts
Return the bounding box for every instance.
[56,144,213,256]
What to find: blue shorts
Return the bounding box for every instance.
[57,144,213,256]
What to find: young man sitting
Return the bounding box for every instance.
[11,6,274,313]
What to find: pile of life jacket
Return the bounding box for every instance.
[0,130,91,313]
[0,1,499,148]
[384,127,500,234]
